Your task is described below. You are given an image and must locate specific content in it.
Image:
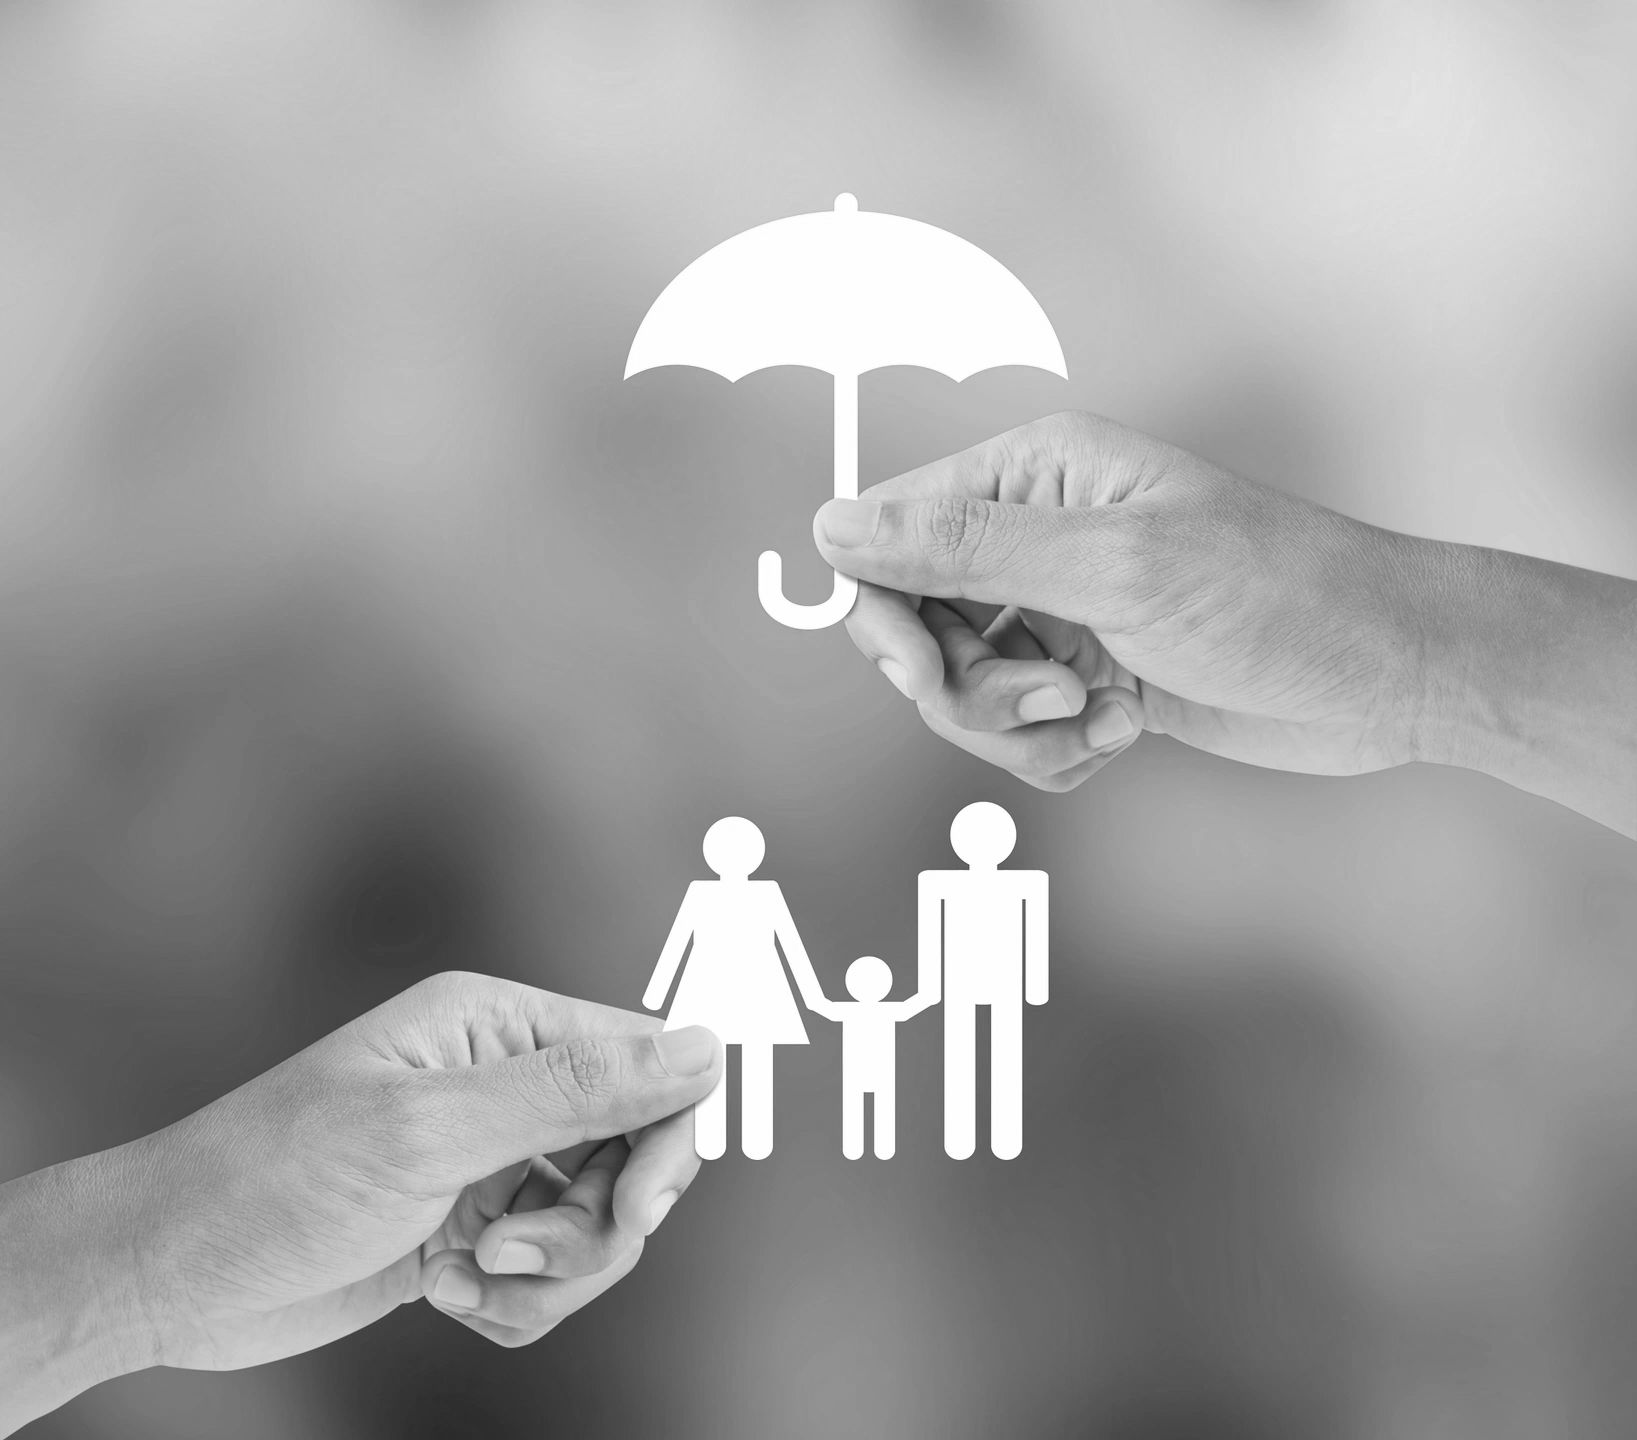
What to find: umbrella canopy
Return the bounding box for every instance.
[626,194,1067,628]
[626,193,1066,383]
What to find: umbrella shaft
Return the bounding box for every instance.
[834,371,857,502]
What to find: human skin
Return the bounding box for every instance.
[814,412,1637,837]
[0,973,722,1435]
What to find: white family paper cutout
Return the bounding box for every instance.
[643,804,1048,1160]
[625,194,1068,629]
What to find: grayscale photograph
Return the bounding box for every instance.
[2,4,1635,1438]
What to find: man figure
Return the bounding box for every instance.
[918,802,1048,1159]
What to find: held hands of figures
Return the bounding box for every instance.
[642,804,1049,1162]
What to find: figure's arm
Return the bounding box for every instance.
[917,872,945,1006]
[771,890,829,1012]
[891,991,938,1020]
[807,997,842,1022]
[642,886,696,1011]
[1024,872,1048,1005]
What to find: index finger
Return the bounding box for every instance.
[611,1107,706,1238]
[844,582,944,700]
[476,1138,632,1279]
[371,974,662,1063]
[862,433,1008,504]
[861,412,1093,505]
[514,991,662,1048]
[861,412,1168,508]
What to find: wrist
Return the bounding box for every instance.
[0,1144,164,1432]
[1395,536,1508,772]
[1405,537,1637,835]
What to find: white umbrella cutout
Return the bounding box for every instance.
[626,194,1067,629]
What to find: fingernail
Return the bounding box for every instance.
[648,1189,679,1234]
[1018,686,1074,723]
[432,1267,482,1310]
[1086,703,1136,749]
[491,1240,546,1275]
[877,658,912,697]
[820,499,882,548]
[654,1025,717,1076]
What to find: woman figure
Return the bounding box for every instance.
[643,816,826,1159]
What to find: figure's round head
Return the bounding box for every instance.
[702,816,765,879]
[845,955,892,1002]
[949,801,1016,867]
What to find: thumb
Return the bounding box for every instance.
[421,1027,721,1178]
[814,495,1136,625]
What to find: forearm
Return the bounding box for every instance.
[1408,538,1637,837]
[0,1144,159,1434]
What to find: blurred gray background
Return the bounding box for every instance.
[4,2,1637,1437]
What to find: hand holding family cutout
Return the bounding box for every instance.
[641,803,1048,1160]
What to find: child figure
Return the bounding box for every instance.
[810,956,935,1159]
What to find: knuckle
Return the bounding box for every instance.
[370,1070,435,1132]
[546,1211,623,1276]
[918,701,986,753]
[607,1238,645,1282]
[489,1324,551,1349]
[916,697,957,736]
[415,970,486,1008]
[918,497,995,581]
[582,1227,626,1275]
[1031,409,1093,462]
[1025,767,1087,794]
[1010,727,1069,778]
[547,1038,617,1110]
[1057,409,1114,450]
[1101,500,1164,569]
[940,687,1004,734]
[508,1287,565,1332]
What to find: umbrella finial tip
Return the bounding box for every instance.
[834,192,858,214]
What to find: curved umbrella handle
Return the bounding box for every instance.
[757,369,861,630]
[757,552,857,630]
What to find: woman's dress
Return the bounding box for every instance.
[663,880,809,1046]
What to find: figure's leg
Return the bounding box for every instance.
[990,996,1023,1159]
[873,1075,896,1159]
[842,1083,864,1160]
[944,1001,976,1159]
[740,1043,774,1159]
[694,1055,728,1160]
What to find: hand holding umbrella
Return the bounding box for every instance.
[625,194,1067,629]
